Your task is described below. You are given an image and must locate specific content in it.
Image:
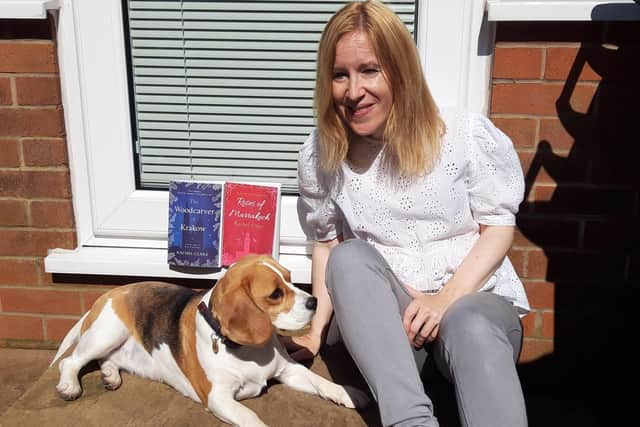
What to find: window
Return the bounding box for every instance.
[44,0,493,282]
[124,1,416,194]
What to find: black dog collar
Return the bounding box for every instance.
[197,301,240,350]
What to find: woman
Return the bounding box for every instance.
[286,1,529,426]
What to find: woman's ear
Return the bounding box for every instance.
[213,277,273,347]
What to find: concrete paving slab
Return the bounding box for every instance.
[0,344,382,427]
[0,348,56,416]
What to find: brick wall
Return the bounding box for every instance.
[491,21,640,365]
[0,18,113,348]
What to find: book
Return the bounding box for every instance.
[167,180,223,268]
[221,181,281,266]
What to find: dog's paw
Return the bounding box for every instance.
[101,374,122,390]
[320,383,370,409]
[100,361,122,390]
[340,385,370,409]
[56,381,82,401]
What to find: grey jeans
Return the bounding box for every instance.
[325,239,527,427]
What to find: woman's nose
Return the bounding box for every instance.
[346,76,365,101]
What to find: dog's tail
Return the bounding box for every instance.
[49,312,89,368]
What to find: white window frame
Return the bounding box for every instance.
[39,0,496,283]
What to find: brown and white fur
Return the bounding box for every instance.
[51,254,368,427]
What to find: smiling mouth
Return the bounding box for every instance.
[349,104,374,120]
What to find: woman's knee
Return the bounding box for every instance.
[325,239,386,294]
[327,240,376,279]
[328,239,376,266]
[438,293,522,359]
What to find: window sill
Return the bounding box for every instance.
[44,247,312,284]
[0,0,60,19]
[487,0,640,21]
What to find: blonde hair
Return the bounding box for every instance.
[314,0,444,176]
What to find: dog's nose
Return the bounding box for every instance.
[305,296,317,311]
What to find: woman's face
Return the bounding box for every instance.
[331,31,393,141]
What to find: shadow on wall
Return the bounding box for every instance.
[516,21,639,427]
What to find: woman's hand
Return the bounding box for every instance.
[279,333,322,362]
[402,226,516,348]
[402,286,453,348]
[278,238,340,362]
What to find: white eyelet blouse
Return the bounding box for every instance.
[297,108,530,315]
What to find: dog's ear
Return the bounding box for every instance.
[213,275,273,347]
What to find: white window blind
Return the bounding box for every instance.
[125,0,417,193]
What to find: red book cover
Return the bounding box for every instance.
[221,182,281,266]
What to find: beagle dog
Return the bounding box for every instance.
[51,254,368,427]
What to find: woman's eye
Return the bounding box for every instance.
[269,288,283,300]
[332,72,347,81]
[363,68,380,75]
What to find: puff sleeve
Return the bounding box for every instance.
[297,130,342,241]
[466,113,525,226]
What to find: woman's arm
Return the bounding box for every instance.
[403,225,515,347]
[439,224,514,301]
[308,237,340,339]
[281,237,341,361]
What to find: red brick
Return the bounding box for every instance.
[583,219,640,251]
[517,152,534,180]
[0,76,12,105]
[491,82,596,115]
[516,215,579,249]
[0,41,57,73]
[532,185,554,202]
[22,138,68,167]
[524,281,554,309]
[30,200,75,228]
[529,169,554,186]
[15,76,61,105]
[629,255,640,281]
[519,338,553,363]
[46,317,79,341]
[590,153,638,187]
[539,251,626,282]
[0,230,76,256]
[0,314,43,340]
[0,259,41,285]
[526,250,548,280]
[0,288,82,315]
[524,145,591,186]
[0,107,65,137]
[491,117,537,149]
[518,151,565,186]
[545,47,601,81]
[532,186,634,216]
[0,18,53,40]
[493,47,543,79]
[0,199,29,227]
[507,248,525,277]
[82,289,111,311]
[0,170,71,198]
[539,119,575,151]
[513,228,535,248]
[521,312,537,337]
[0,138,20,167]
[40,270,53,285]
[541,311,554,339]
[496,22,601,44]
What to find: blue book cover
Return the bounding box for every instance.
[167,180,222,268]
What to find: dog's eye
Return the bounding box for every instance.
[268,288,283,300]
